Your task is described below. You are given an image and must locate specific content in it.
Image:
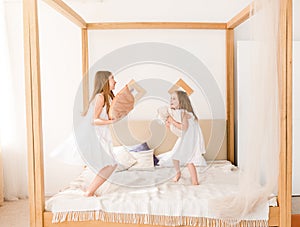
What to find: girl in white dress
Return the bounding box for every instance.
[82,71,118,197]
[166,91,206,185]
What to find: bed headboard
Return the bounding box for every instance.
[110,119,227,161]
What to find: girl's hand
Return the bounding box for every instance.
[167,116,175,124]
[165,119,171,128]
[109,118,117,124]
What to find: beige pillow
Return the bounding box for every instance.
[129,150,155,170]
[109,85,134,120]
[112,146,137,171]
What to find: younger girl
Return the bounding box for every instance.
[82,71,118,196]
[166,91,206,185]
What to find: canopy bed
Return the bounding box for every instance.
[23,0,292,226]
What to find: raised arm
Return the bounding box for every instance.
[93,94,115,125]
[167,111,190,131]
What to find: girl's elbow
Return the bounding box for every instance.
[93,119,104,126]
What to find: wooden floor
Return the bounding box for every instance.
[292,214,300,227]
[0,199,29,227]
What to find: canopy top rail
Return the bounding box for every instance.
[87,22,227,30]
[227,2,254,29]
[42,0,253,30]
[43,0,86,28]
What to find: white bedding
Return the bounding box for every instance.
[46,161,277,225]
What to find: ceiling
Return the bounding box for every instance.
[62,0,253,23]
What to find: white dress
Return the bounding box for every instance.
[171,111,207,166]
[71,95,117,172]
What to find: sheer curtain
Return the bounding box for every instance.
[212,0,280,222]
[0,0,28,200]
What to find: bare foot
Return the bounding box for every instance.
[173,172,181,182]
[192,180,199,185]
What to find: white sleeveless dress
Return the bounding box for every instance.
[50,95,116,171]
[171,111,207,166]
[73,95,117,172]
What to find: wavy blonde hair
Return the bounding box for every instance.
[82,71,115,116]
[175,90,198,120]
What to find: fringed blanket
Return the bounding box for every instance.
[46,161,277,226]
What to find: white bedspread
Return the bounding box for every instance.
[46,161,276,225]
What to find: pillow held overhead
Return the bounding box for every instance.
[109,85,134,120]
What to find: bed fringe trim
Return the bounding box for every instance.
[52,211,268,227]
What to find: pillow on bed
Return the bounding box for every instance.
[126,142,159,166]
[126,142,150,152]
[129,149,154,170]
[112,146,137,171]
[109,85,134,120]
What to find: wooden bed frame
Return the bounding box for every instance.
[23,0,292,226]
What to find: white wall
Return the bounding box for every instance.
[1,1,28,200]
[293,0,300,196]
[236,41,251,169]
[293,42,300,195]
[88,30,226,120]
[64,0,252,23]
[294,0,300,41]
[38,2,86,195]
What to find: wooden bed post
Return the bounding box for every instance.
[287,0,293,226]
[23,0,45,226]
[226,28,235,164]
[278,0,292,226]
[82,28,89,111]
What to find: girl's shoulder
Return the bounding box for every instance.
[168,108,193,121]
[93,93,105,105]
[96,92,104,98]
[181,110,194,120]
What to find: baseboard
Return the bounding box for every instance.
[292,214,300,227]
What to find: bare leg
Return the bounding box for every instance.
[172,159,181,182]
[84,164,117,197]
[187,163,199,185]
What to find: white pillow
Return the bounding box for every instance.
[112,146,137,171]
[129,150,154,170]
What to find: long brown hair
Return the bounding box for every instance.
[82,71,115,116]
[175,90,198,120]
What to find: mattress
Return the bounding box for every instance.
[45,160,277,226]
